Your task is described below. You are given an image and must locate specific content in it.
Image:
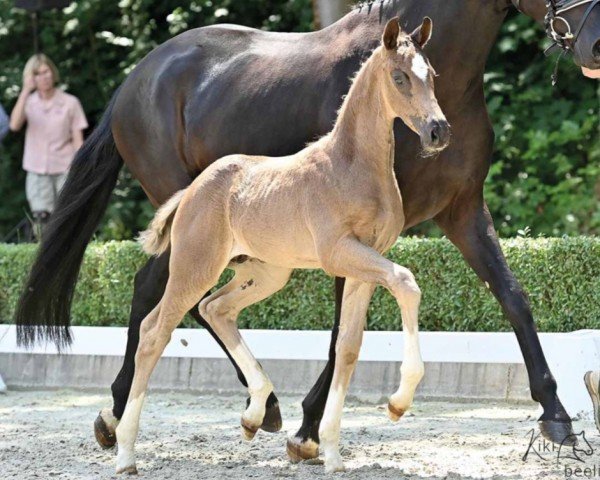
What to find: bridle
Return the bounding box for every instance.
[543,0,600,54]
[513,0,600,83]
[513,0,599,53]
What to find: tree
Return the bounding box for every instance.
[312,0,353,28]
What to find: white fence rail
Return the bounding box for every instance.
[1,325,599,417]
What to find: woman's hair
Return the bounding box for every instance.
[23,53,60,84]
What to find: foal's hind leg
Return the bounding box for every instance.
[95,253,170,449]
[115,245,229,474]
[95,254,282,448]
[199,260,292,440]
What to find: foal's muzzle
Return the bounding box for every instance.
[426,119,451,152]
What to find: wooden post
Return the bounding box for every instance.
[312,0,354,29]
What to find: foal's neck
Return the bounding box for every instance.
[326,52,396,174]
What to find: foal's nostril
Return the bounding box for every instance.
[430,124,441,145]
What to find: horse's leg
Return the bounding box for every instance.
[115,241,229,473]
[318,279,374,473]
[287,277,344,461]
[199,260,292,440]
[435,196,574,444]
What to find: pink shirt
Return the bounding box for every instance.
[23,89,88,174]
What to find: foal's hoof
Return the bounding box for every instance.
[241,419,259,441]
[116,465,138,475]
[387,402,405,422]
[539,419,576,446]
[94,409,117,449]
[260,401,282,433]
[324,454,346,473]
[584,371,600,434]
[286,436,319,463]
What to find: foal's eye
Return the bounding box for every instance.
[392,70,408,86]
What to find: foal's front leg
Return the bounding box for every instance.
[319,238,424,472]
[387,269,424,421]
[319,279,375,473]
[287,277,345,462]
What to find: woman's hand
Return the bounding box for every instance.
[22,73,36,94]
[10,74,35,132]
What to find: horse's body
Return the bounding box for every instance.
[113,22,447,472]
[113,6,485,217]
[16,0,600,460]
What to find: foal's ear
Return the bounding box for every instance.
[410,17,433,48]
[382,17,401,50]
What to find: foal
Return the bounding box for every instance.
[116,17,450,474]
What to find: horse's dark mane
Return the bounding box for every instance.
[351,0,401,25]
[352,0,391,13]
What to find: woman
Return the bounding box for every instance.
[9,53,88,230]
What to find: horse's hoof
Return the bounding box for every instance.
[286,436,319,463]
[241,419,259,441]
[387,402,405,422]
[539,419,576,445]
[94,410,117,449]
[116,465,138,475]
[260,401,282,433]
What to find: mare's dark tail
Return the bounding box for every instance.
[15,90,124,350]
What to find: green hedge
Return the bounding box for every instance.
[1,238,598,332]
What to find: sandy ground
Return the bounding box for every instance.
[0,390,597,480]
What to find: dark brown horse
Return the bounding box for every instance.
[16,0,600,462]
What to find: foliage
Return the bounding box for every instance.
[483,12,600,237]
[1,238,598,332]
[0,4,597,239]
[0,0,313,239]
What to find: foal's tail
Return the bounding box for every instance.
[138,189,187,256]
[15,88,124,350]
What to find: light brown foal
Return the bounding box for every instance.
[116,17,450,474]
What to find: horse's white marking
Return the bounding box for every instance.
[288,435,319,455]
[411,53,429,81]
[115,393,145,473]
[100,407,119,430]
